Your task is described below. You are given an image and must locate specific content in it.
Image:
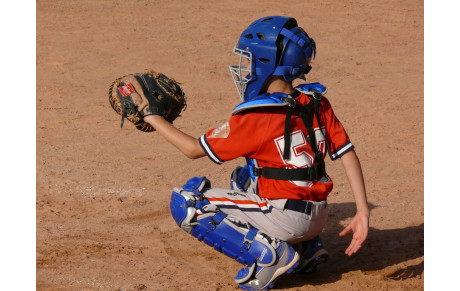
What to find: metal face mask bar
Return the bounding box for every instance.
[229,47,253,102]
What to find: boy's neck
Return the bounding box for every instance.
[266,77,295,95]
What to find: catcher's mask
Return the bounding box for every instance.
[229,16,316,102]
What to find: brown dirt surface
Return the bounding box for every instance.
[36,0,424,290]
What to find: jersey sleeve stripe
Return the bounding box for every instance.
[329,141,354,161]
[199,135,225,164]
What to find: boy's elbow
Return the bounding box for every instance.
[183,145,206,159]
[185,151,202,159]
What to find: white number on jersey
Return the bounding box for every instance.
[274,128,326,187]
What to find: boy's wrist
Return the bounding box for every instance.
[144,114,165,125]
[356,208,370,217]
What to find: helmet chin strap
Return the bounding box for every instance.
[282,65,312,82]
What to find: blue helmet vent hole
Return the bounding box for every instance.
[256,33,265,40]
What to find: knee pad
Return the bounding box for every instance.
[170,176,211,233]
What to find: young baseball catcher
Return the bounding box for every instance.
[109,16,369,290]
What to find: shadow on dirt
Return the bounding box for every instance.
[278,202,424,287]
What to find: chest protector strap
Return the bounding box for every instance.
[256,90,326,181]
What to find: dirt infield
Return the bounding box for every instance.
[36,0,424,290]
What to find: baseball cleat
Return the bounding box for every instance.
[235,241,299,290]
[292,236,329,274]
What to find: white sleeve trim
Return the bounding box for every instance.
[199,135,224,164]
[330,141,354,161]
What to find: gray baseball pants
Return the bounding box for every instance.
[201,187,328,244]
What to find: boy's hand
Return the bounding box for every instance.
[339,212,369,256]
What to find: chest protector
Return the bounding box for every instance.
[232,82,327,183]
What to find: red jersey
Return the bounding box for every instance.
[199,90,354,201]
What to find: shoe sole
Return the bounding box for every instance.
[297,249,328,272]
[303,254,328,274]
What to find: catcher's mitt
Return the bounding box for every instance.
[108,70,187,132]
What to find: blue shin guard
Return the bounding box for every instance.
[192,212,276,266]
[170,177,277,267]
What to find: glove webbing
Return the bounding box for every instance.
[134,74,169,116]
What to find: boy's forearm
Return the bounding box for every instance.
[144,115,206,159]
[340,150,369,215]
